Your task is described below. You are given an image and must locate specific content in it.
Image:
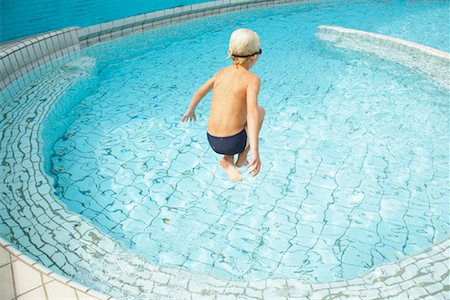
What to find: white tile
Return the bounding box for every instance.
[2,55,17,75]
[5,74,14,86]
[52,36,62,50]
[69,30,79,44]
[173,7,183,14]
[12,260,42,296]
[182,5,192,13]
[100,22,113,33]
[45,280,77,299]
[32,42,43,59]
[122,16,135,27]
[132,25,144,33]
[144,11,157,20]
[37,40,49,57]
[77,28,89,39]
[25,45,37,63]
[42,274,53,284]
[84,288,110,299]
[17,287,46,300]
[57,34,68,49]
[0,264,15,300]
[121,27,133,36]
[134,14,146,23]
[0,247,11,267]
[18,254,38,267]
[76,290,97,300]
[44,37,56,54]
[67,280,89,293]
[111,19,125,29]
[0,82,7,94]
[164,8,175,16]
[14,48,26,68]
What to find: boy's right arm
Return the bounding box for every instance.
[246,75,262,176]
[182,76,215,122]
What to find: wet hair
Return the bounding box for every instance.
[228,28,261,66]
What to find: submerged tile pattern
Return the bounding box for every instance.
[0,42,448,300]
[0,0,449,299]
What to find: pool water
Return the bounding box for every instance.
[46,0,449,282]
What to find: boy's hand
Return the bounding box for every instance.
[181,110,196,122]
[247,151,261,177]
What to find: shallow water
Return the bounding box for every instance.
[46,0,449,282]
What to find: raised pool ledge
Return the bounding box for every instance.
[316,25,450,90]
[0,0,308,101]
[76,0,307,48]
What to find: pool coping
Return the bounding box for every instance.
[0,0,449,299]
[1,234,448,299]
[316,25,450,90]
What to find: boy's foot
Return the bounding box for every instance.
[220,158,242,181]
[235,158,248,168]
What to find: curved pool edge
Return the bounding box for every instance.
[315,25,450,90]
[1,234,448,299]
[0,237,110,300]
[0,1,449,299]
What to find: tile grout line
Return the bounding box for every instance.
[41,272,50,299]
[75,289,81,300]
[9,254,17,300]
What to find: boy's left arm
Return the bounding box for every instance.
[182,76,215,122]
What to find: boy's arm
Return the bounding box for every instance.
[182,76,215,122]
[246,76,261,176]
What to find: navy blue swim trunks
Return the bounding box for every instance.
[207,129,247,155]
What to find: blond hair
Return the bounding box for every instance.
[228,28,261,66]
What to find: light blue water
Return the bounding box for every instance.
[0,0,210,42]
[44,0,449,282]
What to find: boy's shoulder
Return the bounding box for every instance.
[214,66,260,84]
[246,71,261,86]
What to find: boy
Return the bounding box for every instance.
[181,28,265,181]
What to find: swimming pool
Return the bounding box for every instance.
[1,0,449,298]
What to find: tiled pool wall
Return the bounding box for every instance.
[0,0,304,102]
[0,0,449,299]
[0,0,215,43]
[315,25,450,90]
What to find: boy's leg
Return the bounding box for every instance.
[236,133,250,167]
[236,106,265,167]
[220,155,242,181]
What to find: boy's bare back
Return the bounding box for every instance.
[208,66,260,137]
[181,28,264,181]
